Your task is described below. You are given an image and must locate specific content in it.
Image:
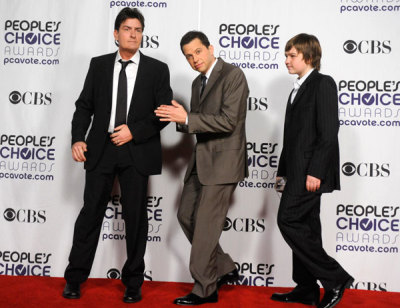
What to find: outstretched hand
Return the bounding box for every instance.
[155,100,187,124]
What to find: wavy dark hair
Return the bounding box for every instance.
[114,7,145,31]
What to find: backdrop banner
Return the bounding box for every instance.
[0,0,399,293]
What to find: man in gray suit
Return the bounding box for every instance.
[155,31,249,305]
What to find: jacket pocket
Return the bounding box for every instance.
[215,139,242,152]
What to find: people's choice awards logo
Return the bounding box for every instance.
[231,262,275,287]
[338,80,400,128]
[239,142,278,190]
[0,134,56,182]
[0,250,52,276]
[335,204,399,255]
[3,20,61,66]
[102,195,164,243]
[217,23,280,70]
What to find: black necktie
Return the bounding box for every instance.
[200,75,207,97]
[115,59,132,128]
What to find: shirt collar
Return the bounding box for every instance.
[204,57,218,80]
[296,68,314,87]
[115,50,140,65]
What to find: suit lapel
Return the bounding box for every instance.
[285,92,293,124]
[199,58,223,104]
[191,76,202,112]
[128,51,146,114]
[288,89,294,107]
[291,69,319,107]
[105,52,117,112]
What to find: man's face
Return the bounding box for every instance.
[114,18,143,56]
[284,47,312,78]
[182,38,215,74]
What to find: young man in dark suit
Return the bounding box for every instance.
[271,33,353,308]
[63,8,172,303]
[155,31,249,305]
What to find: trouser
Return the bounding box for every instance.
[64,140,149,289]
[277,190,351,290]
[177,168,237,297]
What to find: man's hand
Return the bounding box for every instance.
[306,175,321,192]
[274,176,286,192]
[155,100,187,124]
[72,141,87,162]
[110,124,133,146]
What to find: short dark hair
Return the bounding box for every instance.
[285,33,321,71]
[180,31,210,53]
[114,7,145,31]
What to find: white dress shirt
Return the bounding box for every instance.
[202,57,218,87]
[291,68,314,104]
[108,51,140,132]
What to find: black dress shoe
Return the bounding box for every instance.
[217,269,239,288]
[271,285,320,305]
[174,291,218,305]
[123,287,142,303]
[317,276,354,308]
[62,283,80,299]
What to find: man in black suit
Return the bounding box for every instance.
[271,34,353,308]
[62,8,172,303]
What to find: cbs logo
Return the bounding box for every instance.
[9,91,52,105]
[223,217,265,233]
[342,162,390,177]
[343,40,391,54]
[3,208,46,223]
[107,268,121,279]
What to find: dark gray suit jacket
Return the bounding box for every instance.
[178,58,249,185]
[277,70,340,194]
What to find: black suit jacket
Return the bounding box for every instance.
[277,70,340,195]
[71,51,172,174]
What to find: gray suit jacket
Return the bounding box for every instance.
[178,58,249,185]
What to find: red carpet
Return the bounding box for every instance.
[0,275,398,307]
